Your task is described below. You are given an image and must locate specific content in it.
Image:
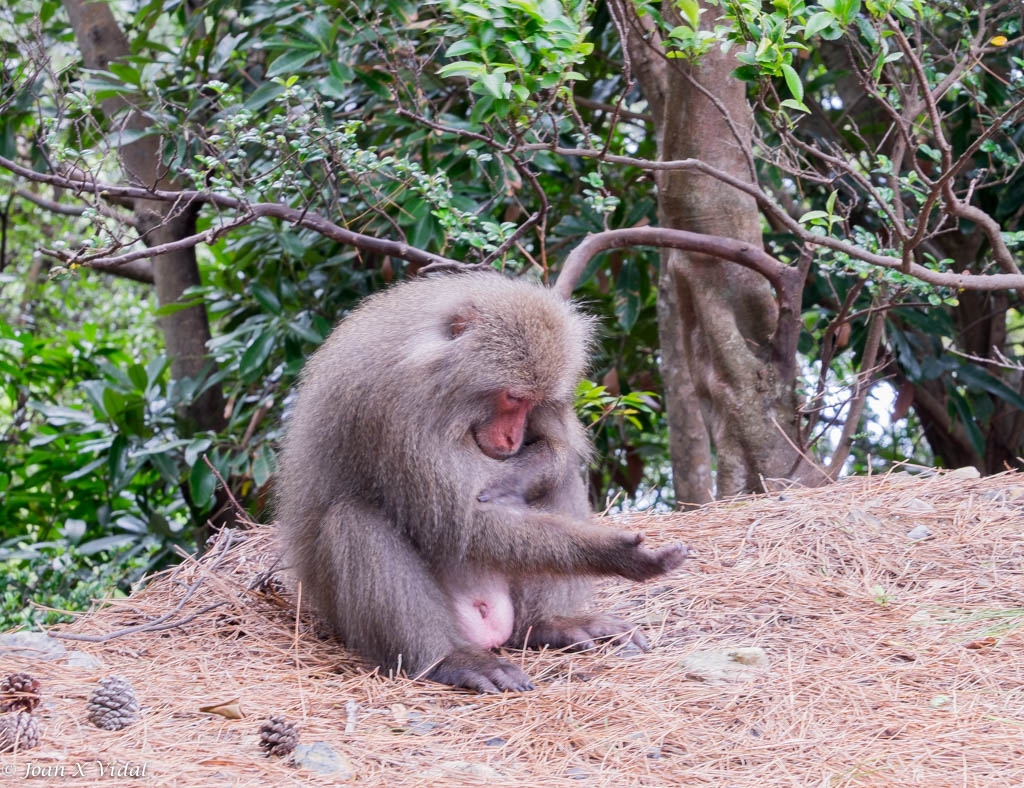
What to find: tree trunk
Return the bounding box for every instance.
[620,1,804,502]
[62,1,231,537]
[62,0,225,435]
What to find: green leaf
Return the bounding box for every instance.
[478,71,507,99]
[948,389,985,458]
[35,404,95,427]
[955,365,1024,414]
[242,82,286,111]
[780,98,811,113]
[316,75,351,100]
[189,460,217,512]
[145,356,169,390]
[438,61,484,79]
[781,63,803,102]
[251,282,282,315]
[239,329,277,381]
[127,362,148,391]
[104,127,156,148]
[445,40,480,58]
[108,433,129,487]
[252,444,276,487]
[105,62,141,87]
[185,437,214,468]
[677,0,701,28]
[804,11,835,38]
[266,49,319,79]
[78,535,137,556]
[614,261,642,332]
[286,318,326,345]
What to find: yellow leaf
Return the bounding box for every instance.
[199,698,244,719]
[991,35,1008,47]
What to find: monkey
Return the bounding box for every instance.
[276,272,689,693]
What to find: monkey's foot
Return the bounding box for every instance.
[526,614,650,652]
[426,648,535,693]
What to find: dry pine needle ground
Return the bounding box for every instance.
[3,468,1023,786]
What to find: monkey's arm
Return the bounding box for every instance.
[463,508,689,582]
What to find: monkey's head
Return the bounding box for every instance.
[317,272,594,472]
[429,274,594,460]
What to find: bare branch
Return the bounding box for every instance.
[531,147,1024,293]
[822,304,887,480]
[0,155,465,272]
[554,226,802,300]
[46,214,252,270]
[15,188,138,227]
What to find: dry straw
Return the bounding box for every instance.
[5,468,1023,786]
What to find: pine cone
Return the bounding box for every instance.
[259,715,299,757]
[86,677,140,731]
[0,673,41,713]
[0,712,41,752]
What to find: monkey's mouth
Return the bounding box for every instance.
[472,426,518,461]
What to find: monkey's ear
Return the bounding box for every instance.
[447,306,480,339]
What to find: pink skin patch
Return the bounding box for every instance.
[442,569,515,649]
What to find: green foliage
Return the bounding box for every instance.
[0,538,145,629]
[0,315,194,548]
[0,262,178,626]
[437,0,593,118]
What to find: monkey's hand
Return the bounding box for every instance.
[477,485,527,507]
[603,532,691,582]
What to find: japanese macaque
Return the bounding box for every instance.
[276,272,689,692]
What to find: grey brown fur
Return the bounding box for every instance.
[276,272,688,692]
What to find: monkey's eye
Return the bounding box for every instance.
[498,391,530,412]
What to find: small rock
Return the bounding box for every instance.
[947,466,980,479]
[680,647,768,683]
[907,524,932,541]
[66,651,103,670]
[847,508,883,529]
[0,633,66,660]
[904,498,934,513]
[981,487,1024,503]
[292,742,355,779]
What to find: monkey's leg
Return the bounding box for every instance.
[511,577,650,652]
[318,500,535,693]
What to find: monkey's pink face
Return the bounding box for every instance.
[473,390,533,460]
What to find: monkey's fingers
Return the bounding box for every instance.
[527,614,648,652]
[553,625,598,652]
[477,490,523,506]
[621,540,691,581]
[578,614,650,652]
[656,541,691,572]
